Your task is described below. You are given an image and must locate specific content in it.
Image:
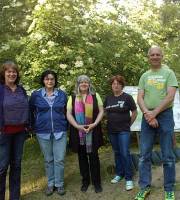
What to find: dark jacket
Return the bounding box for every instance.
[0,84,4,130]
[0,84,28,132]
[69,94,104,153]
[29,88,68,133]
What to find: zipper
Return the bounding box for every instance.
[50,105,54,133]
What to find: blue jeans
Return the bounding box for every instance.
[139,108,175,191]
[109,131,133,180]
[37,133,67,187]
[0,131,26,200]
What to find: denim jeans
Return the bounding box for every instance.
[37,133,67,187]
[139,108,175,191]
[0,131,26,200]
[109,131,133,180]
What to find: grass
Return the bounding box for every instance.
[4,136,180,200]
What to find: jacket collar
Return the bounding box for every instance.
[41,87,58,97]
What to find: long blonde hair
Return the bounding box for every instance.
[74,75,95,95]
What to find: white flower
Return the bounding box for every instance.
[59,64,67,69]
[26,15,32,20]
[28,20,36,33]
[115,53,120,58]
[41,49,48,54]
[22,22,27,27]
[34,5,41,11]
[33,33,43,41]
[66,81,71,85]
[38,0,47,5]
[73,6,79,11]
[75,60,83,68]
[47,41,55,47]
[63,16,72,22]
[45,4,52,10]
[83,13,90,19]
[60,85,66,91]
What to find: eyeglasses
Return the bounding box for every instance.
[44,78,55,81]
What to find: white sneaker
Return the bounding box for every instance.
[111,175,122,184]
[126,180,134,191]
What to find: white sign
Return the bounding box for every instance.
[124,86,180,132]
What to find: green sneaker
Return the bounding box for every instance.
[134,187,151,200]
[165,191,175,200]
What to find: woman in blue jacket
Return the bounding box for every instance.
[29,70,67,196]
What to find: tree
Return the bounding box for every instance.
[0,0,37,62]
[17,0,149,94]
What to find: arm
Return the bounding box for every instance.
[94,106,104,126]
[29,93,36,129]
[130,109,137,125]
[147,86,177,120]
[137,89,148,114]
[137,89,159,128]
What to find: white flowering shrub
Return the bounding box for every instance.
[16,0,150,95]
[4,0,180,94]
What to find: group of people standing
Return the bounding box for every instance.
[0,46,178,200]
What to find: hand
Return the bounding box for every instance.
[144,110,157,123]
[148,118,159,128]
[77,125,87,132]
[85,123,96,133]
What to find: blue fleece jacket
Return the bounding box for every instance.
[29,88,68,134]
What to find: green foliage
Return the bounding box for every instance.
[0,0,37,63]
[0,0,180,94]
[16,0,149,96]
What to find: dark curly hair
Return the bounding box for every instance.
[40,70,58,88]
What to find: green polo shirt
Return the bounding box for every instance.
[138,66,178,109]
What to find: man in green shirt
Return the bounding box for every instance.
[135,46,178,200]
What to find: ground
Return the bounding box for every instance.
[5,138,180,200]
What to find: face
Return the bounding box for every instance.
[112,80,123,94]
[43,74,55,89]
[79,80,90,93]
[5,67,18,85]
[148,47,163,68]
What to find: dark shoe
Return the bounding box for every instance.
[94,185,102,193]
[81,184,89,192]
[45,186,54,196]
[57,186,66,195]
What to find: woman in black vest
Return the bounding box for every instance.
[66,75,104,193]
